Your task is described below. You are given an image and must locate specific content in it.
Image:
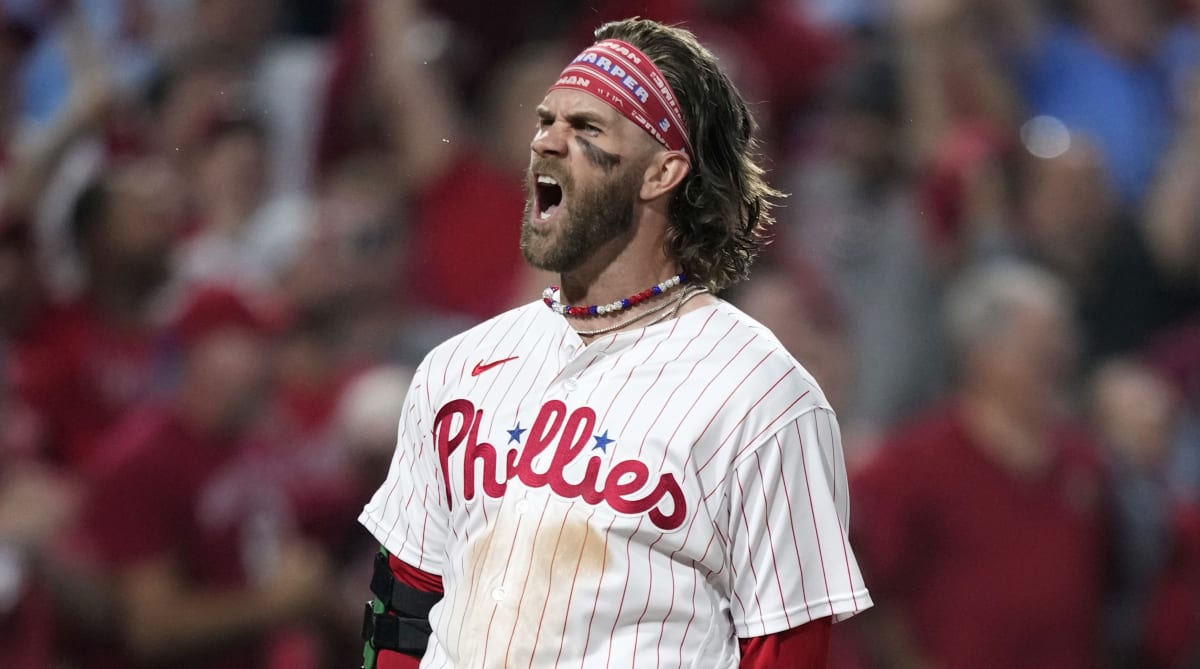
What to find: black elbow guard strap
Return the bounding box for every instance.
[362,551,443,658]
[369,551,443,617]
[361,604,433,657]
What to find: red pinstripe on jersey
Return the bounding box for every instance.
[822,410,865,611]
[797,418,834,617]
[602,312,723,667]
[359,300,872,667]
[774,435,811,611]
[753,450,793,627]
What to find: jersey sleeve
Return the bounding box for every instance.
[725,407,872,637]
[358,363,450,575]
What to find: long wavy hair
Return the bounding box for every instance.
[595,18,779,292]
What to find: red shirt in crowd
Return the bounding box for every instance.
[0,579,56,669]
[9,301,167,474]
[79,405,274,669]
[1143,503,1200,667]
[405,150,526,320]
[77,397,366,668]
[850,402,1110,669]
[1150,316,1200,404]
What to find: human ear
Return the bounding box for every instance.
[640,151,691,201]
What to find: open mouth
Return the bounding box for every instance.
[535,174,563,221]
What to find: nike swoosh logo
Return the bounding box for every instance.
[471,356,519,376]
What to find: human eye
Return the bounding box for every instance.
[573,119,601,136]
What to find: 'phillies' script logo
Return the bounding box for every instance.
[434,399,687,531]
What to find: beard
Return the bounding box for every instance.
[520,159,642,273]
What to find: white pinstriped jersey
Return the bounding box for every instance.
[360,299,872,668]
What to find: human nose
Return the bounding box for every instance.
[531,120,567,157]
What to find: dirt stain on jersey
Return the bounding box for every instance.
[454,499,609,667]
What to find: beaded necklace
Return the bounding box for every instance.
[572,285,709,337]
[542,272,687,317]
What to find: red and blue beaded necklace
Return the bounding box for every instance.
[542,272,688,317]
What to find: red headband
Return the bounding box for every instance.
[549,39,693,157]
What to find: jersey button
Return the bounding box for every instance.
[491,587,506,602]
[515,499,529,515]
[563,378,579,392]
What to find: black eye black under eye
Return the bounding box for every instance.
[575,137,621,171]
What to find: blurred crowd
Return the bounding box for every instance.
[1,0,1199,667]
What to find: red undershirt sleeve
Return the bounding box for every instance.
[738,617,832,669]
[388,553,444,593]
[376,555,444,669]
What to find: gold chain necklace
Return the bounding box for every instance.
[573,286,709,337]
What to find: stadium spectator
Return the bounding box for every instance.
[1010,141,1199,366]
[327,364,414,658]
[1089,359,1186,664]
[76,286,332,669]
[850,263,1112,669]
[317,0,550,322]
[784,43,945,440]
[14,161,177,473]
[173,116,279,294]
[0,467,79,668]
[1022,0,1175,205]
[1142,502,1200,668]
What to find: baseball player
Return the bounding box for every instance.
[359,18,872,668]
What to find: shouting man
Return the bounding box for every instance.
[360,17,871,669]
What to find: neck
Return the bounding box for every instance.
[206,202,252,236]
[177,381,227,440]
[89,278,153,331]
[960,385,1056,476]
[558,205,677,305]
[177,376,254,441]
[554,205,714,336]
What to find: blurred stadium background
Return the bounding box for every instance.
[1,0,1199,667]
